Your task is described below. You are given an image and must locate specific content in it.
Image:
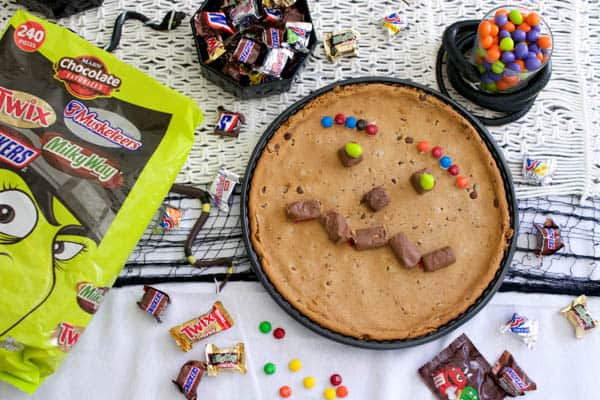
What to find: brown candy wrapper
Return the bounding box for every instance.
[422,246,456,272]
[389,232,421,268]
[137,286,170,323]
[534,217,564,256]
[419,333,506,400]
[206,342,247,376]
[320,210,352,244]
[491,351,537,397]
[173,361,207,400]
[169,301,234,352]
[353,226,387,251]
[560,295,599,338]
[286,199,321,222]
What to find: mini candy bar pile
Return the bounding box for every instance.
[193,0,313,87]
[474,8,552,92]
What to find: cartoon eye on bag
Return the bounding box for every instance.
[0,189,38,242]
[53,241,85,261]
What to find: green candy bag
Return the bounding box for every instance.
[0,11,202,393]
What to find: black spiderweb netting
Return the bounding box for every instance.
[117,187,600,296]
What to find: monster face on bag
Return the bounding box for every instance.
[0,11,202,393]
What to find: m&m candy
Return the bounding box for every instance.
[279,385,292,398]
[330,373,343,386]
[324,387,336,400]
[345,142,363,158]
[321,116,334,128]
[456,176,469,189]
[336,386,349,398]
[431,146,443,159]
[273,327,286,339]
[345,116,357,129]
[439,156,452,170]
[334,113,346,125]
[303,376,316,389]
[288,359,302,372]
[366,124,378,136]
[420,173,435,191]
[448,165,460,176]
[264,362,276,375]
[417,140,430,153]
[259,320,272,333]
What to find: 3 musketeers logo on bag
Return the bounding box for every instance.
[54,55,121,99]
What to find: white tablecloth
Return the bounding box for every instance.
[1,282,599,399]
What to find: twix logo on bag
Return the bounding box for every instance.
[54,56,121,99]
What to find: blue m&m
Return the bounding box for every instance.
[321,116,334,128]
[440,156,452,170]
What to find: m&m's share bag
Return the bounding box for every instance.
[0,11,202,393]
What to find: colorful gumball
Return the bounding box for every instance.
[536,52,544,62]
[528,43,540,54]
[495,13,508,27]
[515,59,525,72]
[495,79,510,91]
[490,23,499,36]
[495,9,508,16]
[502,74,520,86]
[503,21,515,32]
[525,56,541,71]
[499,29,511,39]
[480,35,493,49]
[500,51,515,64]
[514,43,529,59]
[482,82,497,92]
[489,71,503,81]
[527,29,540,42]
[509,9,523,25]
[526,12,541,26]
[485,45,501,63]
[491,61,505,74]
[538,35,552,49]
[478,20,492,37]
[511,29,526,42]
[499,37,514,51]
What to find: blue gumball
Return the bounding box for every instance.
[499,29,511,39]
[495,13,508,27]
[506,62,522,73]
[528,51,538,60]
[481,60,492,70]
[525,56,542,71]
[529,43,540,53]
[511,29,526,42]
[345,116,357,129]
[489,71,503,81]
[500,51,515,64]
[514,43,529,59]
[481,73,494,84]
[321,116,334,128]
[531,24,541,33]
[527,29,540,42]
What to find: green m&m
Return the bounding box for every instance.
[420,173,435,191]
[345,142,363,158]
[259,320,272,333]
[264,362,276,375]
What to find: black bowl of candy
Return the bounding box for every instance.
[191,0,317,99]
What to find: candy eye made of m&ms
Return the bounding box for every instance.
[0,189,38,241]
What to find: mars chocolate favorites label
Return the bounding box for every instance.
[55,55,121,99]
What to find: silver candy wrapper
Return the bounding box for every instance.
[500,312,539,349]
[523,154,556,185]
[209,166,240,213]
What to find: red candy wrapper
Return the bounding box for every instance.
[419,334,505,400]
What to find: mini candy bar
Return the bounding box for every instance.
[422,246,456,272]
[283,6,305,23]
[173,361,207,400]
[209,166,240,213]
[353,226,387,251]
[204,12,235,35]
[410,168,435,194]
[152,205,183,232]
[491,351,537,397]
[323,30,360,61]
[263,27,283,48]
[206,343,247,376]
[260,48,293,78]
[362,186,390,212]
[204,36,226,64]
[263,0,297,7]
[382,11,408,38]
[234,38,261,65]
[523,155,556,186]
[320,210,352,244]
[389,232,422,268]
[222,59,244,82]
[286,22,312,53]
[419,333,505,400]
[338,146,363,167]
[560,295,599,339]
[229,0,261,27]
[264,7,283,23]
[500,312,539,350]
[533,217,564,256]
[169,301,234,352]
[286,200,321,222]
[137,286,170,323]
[214,106,245,138]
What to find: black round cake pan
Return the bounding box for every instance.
[241,77,518,349]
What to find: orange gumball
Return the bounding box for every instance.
[504,21,515,32]
[485,45,501,63]
[542,54,549,63]
[502,75,520,85]
[536,52,543,62]
[538,35,552,49]
[526,12,541,27]
[519,22,531,33]
[490,23,499,36]
[515,59,525,71]
[496,80,510,91]
[480,35,494,49]
[495,8,508,16]
[474,55,483,64]
[478,21,492,37]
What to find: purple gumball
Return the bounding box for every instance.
[512,29,526,42]
[506,62,522,73]
[529,43,540,53]
[495,13,508,27]
[527,29,540,42]
[514,43,529,59]
[489,71,503,81]
[501,51,515,64]
[499,29,511,39]
[482,60,492,70]
[531,24,541,33]
[528,51,538,60]
[481,73,494,84]
[525,56,542,71]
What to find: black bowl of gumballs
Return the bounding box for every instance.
[473,6,553,93]
[190,0,317,99]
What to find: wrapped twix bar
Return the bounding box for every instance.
[170,301,234,352]
[206,342,247,376]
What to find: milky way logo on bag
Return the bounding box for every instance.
[0,86,56,128]
[54,56,121,100]
[76,282,109,314]
[41,132,124,189]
